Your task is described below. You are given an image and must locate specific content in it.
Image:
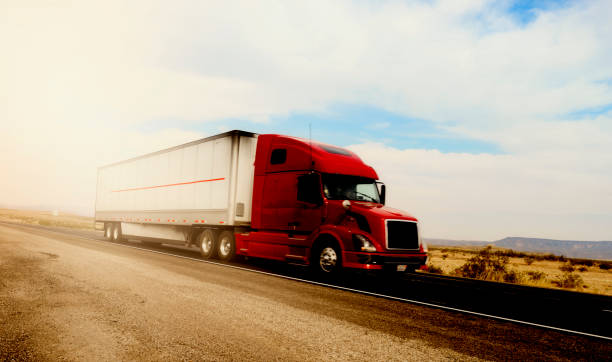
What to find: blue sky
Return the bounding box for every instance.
[139,104,502,154]
[507,0,573,24]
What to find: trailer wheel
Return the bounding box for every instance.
[217,231,236,261]
[312,239,342,276]
[198,229,217,259]
[112,223,124,242]
[104,223,112,240]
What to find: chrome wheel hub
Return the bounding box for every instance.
[219,238,231,257]
[319,247,337,272]
[201,236,212,254]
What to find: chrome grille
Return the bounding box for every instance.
[386,220,419,250]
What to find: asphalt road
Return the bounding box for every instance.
[0,222,610,361]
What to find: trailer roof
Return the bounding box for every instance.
[98,130,257,169]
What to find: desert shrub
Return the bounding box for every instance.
[500,249,528,258]
[526,271,546,281]
[427,264,444,274]
[559,263,575,273]
[599,262,611,270]
[502,270,521,284]
[570,259,594,267]
[578,266,588,272]
[518,253,573,263]
[524,256,535,265]
[553,273,584,289]
[454,246,520,283]
[441,254,448,260]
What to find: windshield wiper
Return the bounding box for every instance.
[354,191,377,202]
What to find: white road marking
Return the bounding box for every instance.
[5,223,612,342]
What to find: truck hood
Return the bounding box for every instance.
[350,202,418,222]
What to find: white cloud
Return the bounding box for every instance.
[1,0,611,239]
[3,0,611,125]
[349,141,612,240]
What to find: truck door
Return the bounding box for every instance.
[260,172,323,233]
[294,172,324,233]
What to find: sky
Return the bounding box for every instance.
[1,0,611,241]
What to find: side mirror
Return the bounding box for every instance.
[378,183,386,205]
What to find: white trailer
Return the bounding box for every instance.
[95,130,257,246]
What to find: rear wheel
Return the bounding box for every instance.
[198,229,217,259]
[112,223,123,241]
[217,231,236,261]
[104,223,112,240]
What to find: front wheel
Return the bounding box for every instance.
[312,242,342,276]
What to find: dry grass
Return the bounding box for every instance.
[426,246,612,296]
[0,209,94,230]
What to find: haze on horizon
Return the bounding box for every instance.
[1,0,611,242]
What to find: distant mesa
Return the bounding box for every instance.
[494,237,612,261]
[425,237,612,260]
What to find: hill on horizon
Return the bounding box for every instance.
[425,236,612,260]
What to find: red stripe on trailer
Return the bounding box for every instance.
[111,177,225,192]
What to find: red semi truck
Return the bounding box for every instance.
[95,130,428,274]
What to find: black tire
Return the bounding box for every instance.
[104,223,113,240]
[112,223,124,242]
[198,229,217,259]
[217,231,236,261]
[311,239,342,276]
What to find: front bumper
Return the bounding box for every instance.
[343,251,428,271]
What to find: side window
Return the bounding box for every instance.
[270,148,287,165]
[297,173,323,205]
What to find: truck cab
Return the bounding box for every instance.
[235,134,428,274]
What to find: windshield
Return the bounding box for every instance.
[322,174,380,203]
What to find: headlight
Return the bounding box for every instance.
[352,234,377,252]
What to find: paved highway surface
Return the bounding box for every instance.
[0,222,610,361]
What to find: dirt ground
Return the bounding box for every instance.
[2,223,610,361]
[427,246,612,295]
[0,224,480,361]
